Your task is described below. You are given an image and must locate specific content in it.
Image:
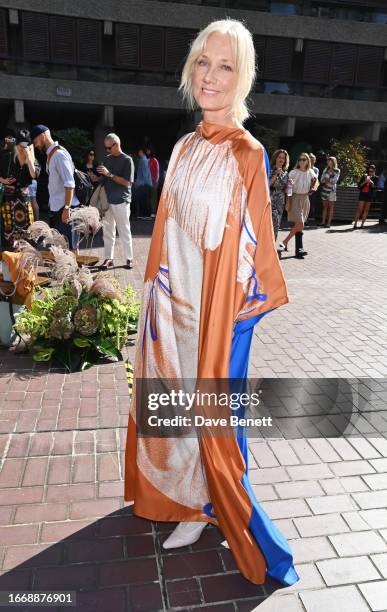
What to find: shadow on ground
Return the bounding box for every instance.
[77,218,155,254]
[0,506,287,612]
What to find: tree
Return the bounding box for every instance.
[52,128,93,167]
[329,138,370,187]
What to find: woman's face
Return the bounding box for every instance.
[276,153,286,168]
[192,33,238,121]
[298,155,308,170]
[16,145,26,159]
[327,159,333,169]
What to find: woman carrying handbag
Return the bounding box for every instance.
[0,130,40,248]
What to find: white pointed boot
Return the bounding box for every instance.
[162,521,207,549]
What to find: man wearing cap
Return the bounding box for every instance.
[31,124,80,252]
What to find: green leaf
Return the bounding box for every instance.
[54,344,82,373]
[73,337,92,348]
[33,348,54,362]
[81,360,94,371]
[94,338,122,361]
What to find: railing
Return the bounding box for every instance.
[1,57,387,104]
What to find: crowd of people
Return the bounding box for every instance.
[269,148,387,259]
[0,126,168,269]
[0,125,386,268]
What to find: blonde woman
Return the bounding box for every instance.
[320,156,340,228]
[280,153,318,258]
[0,129,39,247]
[124,19,298,586]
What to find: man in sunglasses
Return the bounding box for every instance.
[97,133,135,269]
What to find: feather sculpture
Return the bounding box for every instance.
[78,267,93,291]
[48,228,69,249]
[27,221,68,249]
[27,221,53,243]
[49,246,78,283]
[89,272,123,301]
[70,207,101,238]
[13,240,44,269]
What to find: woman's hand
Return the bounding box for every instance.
[310,177,319,192]
[25,145,35,163]
[0,177,16,186]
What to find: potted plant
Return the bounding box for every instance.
[13,218,140,372]
[329,139,370,221]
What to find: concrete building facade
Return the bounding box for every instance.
[0,0,386,154]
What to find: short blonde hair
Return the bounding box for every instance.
[179,19,256,124]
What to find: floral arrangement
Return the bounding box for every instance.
[13,218,140,372]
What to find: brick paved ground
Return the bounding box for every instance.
[0,218,386,611]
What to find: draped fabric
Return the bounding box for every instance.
[125,121,299,586]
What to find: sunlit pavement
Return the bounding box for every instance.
[0,219,386,611]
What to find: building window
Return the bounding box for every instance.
[141,26,164,71]
[165,28,194,72]
[270,2,297,15]
[303,40,332,83]
[373,13,387,24]
[264,37,293,81]
[116,23,140,68]
[264,82,290,94]
[330,44,357,85]
[77,19,102,65]
[22,12,50,61]
[0,8,8,56]
[50,15,76,64]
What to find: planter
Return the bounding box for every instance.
[332,186,358,221]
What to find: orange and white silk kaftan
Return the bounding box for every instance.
[125,121,299,586]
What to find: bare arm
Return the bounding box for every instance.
[110,175,130,188]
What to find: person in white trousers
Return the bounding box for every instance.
[97,133,135,269]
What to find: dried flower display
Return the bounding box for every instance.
[14,242,140,372]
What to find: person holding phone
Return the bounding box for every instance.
[353,164,378,229]
[0,130,40,247]
[81,148,100,190]
[97,133,135,269]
